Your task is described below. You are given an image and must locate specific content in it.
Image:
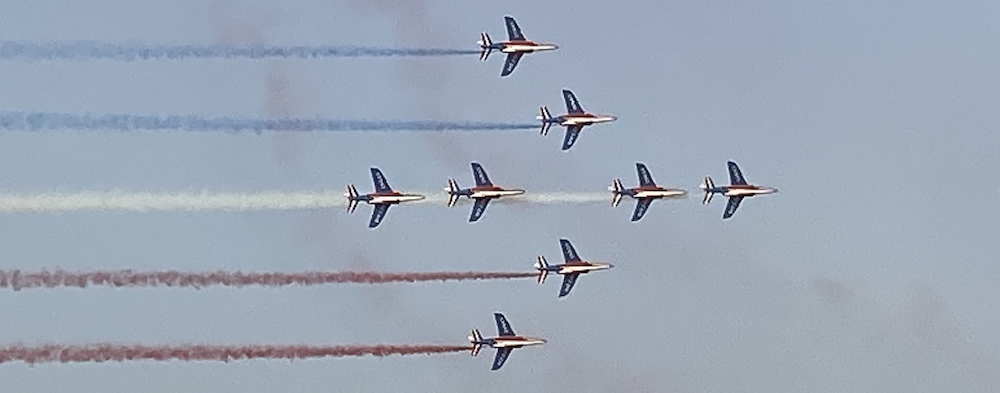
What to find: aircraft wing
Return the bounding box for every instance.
[562,89,584,114]
[368,204,390,228]
[558,273,580,297]
[727,161,747,185]
[494,312,515,336]
[723,196,743,219]
[631,199,653,222]
[471,162,493,186]
[469,198,492,222]
[636,163,656,187]
[370,167,394,193]
[491,347,513,370]
[559,239,581,262]
[504,16,525,41]
[500,52,523,77]
[561,125,583,151]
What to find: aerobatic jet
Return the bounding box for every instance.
[478,16,558,77]
[445,162,525,222]
[538,89,617,150]
[345,167,425,228]
[700,161,778,219]
[469,312,546,371]
[535,239,614,297]
[610,162,687,222]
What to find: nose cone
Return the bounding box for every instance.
[611,115,619,121]
[552,44,560,50]
[608,264,615,269]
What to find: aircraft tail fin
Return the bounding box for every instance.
[345,184,360,213]
[700,176,715,205]
[538,106,552,135]
[469,329,484,356]
[611,178,624,207]
[534,256,549,284]
[446,178,461,207]
[477,32,492,61]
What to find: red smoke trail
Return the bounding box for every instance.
[0,343,471,365]
[0,270,537,291]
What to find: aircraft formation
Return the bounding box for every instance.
[344,16,779,370]
[0,15,780,374]
[344,160,775,228]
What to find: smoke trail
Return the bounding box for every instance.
[0,343,471,365]
[0,269,538,291]
[0,111,536,133]
[0,190,611,214]
[0,41,481,62]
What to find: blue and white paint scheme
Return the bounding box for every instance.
[610,162,687,222]
[478,16,559,77]
[445,162,525,222]
[535,239,614,297]
[469,313,546,371]
[701,161,778,219]
[537,89,618,150]
[344,167,425,228]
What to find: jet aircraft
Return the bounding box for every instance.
[535,239,614,297]
[446,162,525,222]
[700,161,778,219]
[610,162,687,222]
[538,89,617,150]
[477,16,558,77]
[469,312,546,370]
[345,167,425,228]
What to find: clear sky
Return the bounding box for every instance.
[0,0,999,392]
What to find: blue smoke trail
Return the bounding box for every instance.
[0,41,480,61]
[0,111,537,133]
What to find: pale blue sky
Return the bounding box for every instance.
[0,1,999,392]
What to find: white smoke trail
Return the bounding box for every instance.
[0,41,480,61]
[0,190,613,214]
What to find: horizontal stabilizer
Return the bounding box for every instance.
[446,179,460,207]
[611,178,624,207]
[345,184,360,213]
[539,106,552,135]
[535,256,549,284]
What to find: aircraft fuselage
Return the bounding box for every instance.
[450,187,525,199]
[481,336,547,349]
[706,185,777,198]
[629,187,687,199]
[469,188,525,199]
[555,114,617,127]
[489,40,558,54]
[365,192,425,205]
[543,262,614,275]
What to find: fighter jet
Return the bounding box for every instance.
[700,161,778,219]
[345,167,425,228]
[535,239,614,297]
[446,162,525,222]
[469,312,546,371]
[478,16,558,77]
[538,89,617,151]
[610,162,687,222]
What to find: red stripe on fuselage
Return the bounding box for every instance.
[500,40,539,45]
[471,186,504,192]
